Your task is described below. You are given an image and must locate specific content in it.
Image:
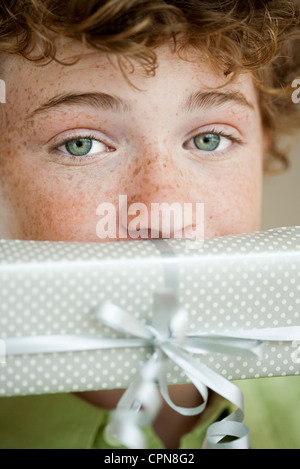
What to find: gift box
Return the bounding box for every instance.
[0,225,299,401]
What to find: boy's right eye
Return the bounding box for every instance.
[50,131,117,163]
[59,137,106,157]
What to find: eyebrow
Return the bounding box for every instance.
[26,89,254,120]
[26,92,131,119]
[182,90,255,113]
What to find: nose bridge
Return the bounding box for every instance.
[128,136,183,204]
[119,136,196,237]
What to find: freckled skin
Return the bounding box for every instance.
[0,39,265,447]
[0,40,264,242]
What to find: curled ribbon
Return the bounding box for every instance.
[4,295,300,449]
[95,291,300,449]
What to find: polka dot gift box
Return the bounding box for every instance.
[0,226,299,399]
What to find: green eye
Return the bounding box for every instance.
[66,138,93,156]
[194,133,221,152]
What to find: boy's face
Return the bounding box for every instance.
[0,38,264,241]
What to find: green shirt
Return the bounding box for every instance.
[0,376,299,449]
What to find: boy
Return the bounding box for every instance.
[0,0,299,448]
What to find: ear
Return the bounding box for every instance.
[263,130,272,148]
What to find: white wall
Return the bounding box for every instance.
[261,135,300,230]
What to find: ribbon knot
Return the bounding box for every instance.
[153,335,166,348]
[95,290,251,449]
[94,291,300,449]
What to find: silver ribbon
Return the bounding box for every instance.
[4,297,300,449]
[94,296,300,449]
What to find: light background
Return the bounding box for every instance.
[261,135,300,230]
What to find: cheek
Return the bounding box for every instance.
[188,153,263,238]
[207,172,262,237]
[0,156,117,241]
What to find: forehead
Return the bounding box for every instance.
[2,35,259,116]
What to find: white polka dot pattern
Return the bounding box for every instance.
[0,226,299,397]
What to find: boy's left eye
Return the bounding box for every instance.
[192,132,232,152]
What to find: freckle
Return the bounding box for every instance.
[133,166,141,176]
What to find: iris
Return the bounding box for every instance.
[66,138,93,156]
[194,133,221,152]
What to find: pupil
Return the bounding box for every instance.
[66,138,93,156]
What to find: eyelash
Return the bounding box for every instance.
[202,128,242,144]
[51,132,114,161]
[189,128,244,155]
[50,128,244,162]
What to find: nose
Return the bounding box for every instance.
[118,142,203,240]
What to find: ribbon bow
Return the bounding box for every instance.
[94,289,300,450]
